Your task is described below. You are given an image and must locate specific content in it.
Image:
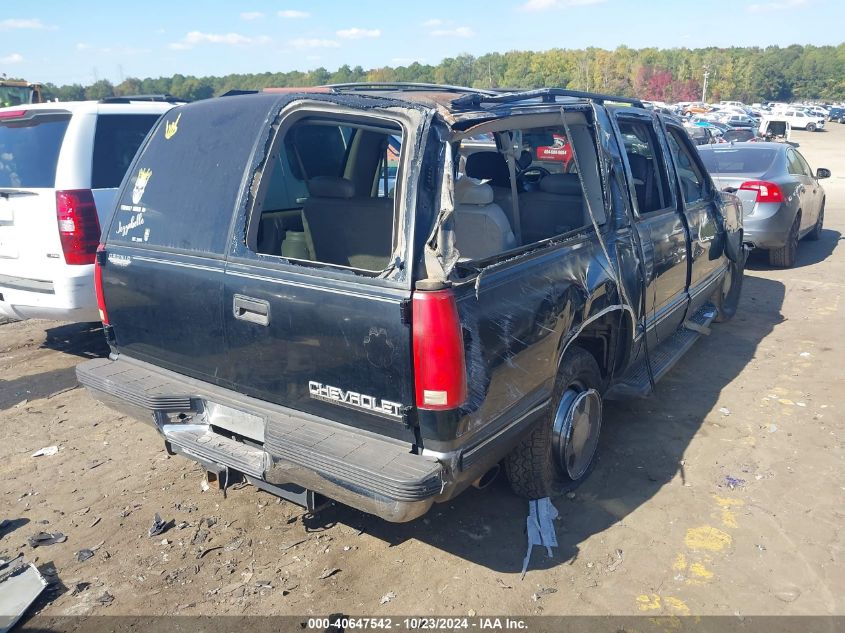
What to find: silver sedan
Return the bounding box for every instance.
[699,142,829,267]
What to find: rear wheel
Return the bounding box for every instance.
[807,123,817,132]
[505,347,603,499]
[807,203,824,241]
[768,213,800,268]
[713,253,744,323]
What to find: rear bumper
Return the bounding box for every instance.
[0,268,98,322]
[76,355,446,522]
[742,203,795,250]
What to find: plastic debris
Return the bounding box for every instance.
[27,531,67,548]
[96,591,114,605]
[521,498,559,579]
[799,351,811,357]
[0,557,47,633]
[606,549,624,573]
[76,549,94,563]
[531,587,558,601]
[379,591,396,605]
[148,513,169,537]
[724,475,746,489]
[718,407,731,416]
[31,446,58,458]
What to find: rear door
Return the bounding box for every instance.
[612,108,689,341]
[220,103,426,443]
[663,122,727,313]
[788,149,821,232]
[0,109,71,281]
[101,98,275,383]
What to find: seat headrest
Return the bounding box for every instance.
[455,176,495,206]
[308,176,355,199]
[539,173,582,196]
[465,151,511,188]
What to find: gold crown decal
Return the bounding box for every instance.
[164,112,181,140]
[131,167,153,204]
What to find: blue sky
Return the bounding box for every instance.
[1,0,842,85]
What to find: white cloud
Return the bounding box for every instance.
[240,11,265,20]
[747,0,807,12]
[336,27,381,40]
[169,31,270,50]
[289,38,340,49]
[278,10,310,18]
[421,19,443,27]
[0,18,56,30]
[520,0,605,11]
[76,43,92,51]
[430,26,474,38]
[0,53,23,64]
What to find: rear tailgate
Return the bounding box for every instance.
[0,109,71,285]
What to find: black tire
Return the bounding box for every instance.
[713,254,744,323]
[768,212,800,268]
[807,123,817,132]
[806,203,824,241]
[505,346,603,499]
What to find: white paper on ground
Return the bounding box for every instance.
[521,497,559,578]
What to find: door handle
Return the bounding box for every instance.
[233,294,270,326]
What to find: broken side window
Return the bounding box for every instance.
[616,119,674,215]
[451,115,604,262]
[250,116,404,273]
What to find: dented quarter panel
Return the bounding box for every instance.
[418,235,621,453]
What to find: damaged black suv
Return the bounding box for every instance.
[77,84,745,522]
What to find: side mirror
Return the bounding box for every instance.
[816,167,831,179]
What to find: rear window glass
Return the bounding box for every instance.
[699,148,778,174]
[0,114,70,188]
[109,99,274,254]
[92,114,161,189]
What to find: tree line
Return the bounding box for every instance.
[42,43,845,104]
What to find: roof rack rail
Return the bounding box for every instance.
[451,88,645,110]
[219,89,260,97]
[99,94,188,104]
[325,82,498,96]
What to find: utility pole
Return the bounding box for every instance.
[702,66,710,103]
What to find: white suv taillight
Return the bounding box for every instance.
[56,189,100,265]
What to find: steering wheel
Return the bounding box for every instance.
[519,165,551,185]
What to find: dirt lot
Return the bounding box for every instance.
[1,126,843,620]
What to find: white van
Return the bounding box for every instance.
[0,99,175,321]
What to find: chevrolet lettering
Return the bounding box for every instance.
[308,381,404,421]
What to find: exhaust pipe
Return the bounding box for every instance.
[472,464,500,489]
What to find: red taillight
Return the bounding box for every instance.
[0,109,27,120]
[412,288,467,410]
[94,244,109,325]
[739,180,784,203]
[56,189,100,265]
